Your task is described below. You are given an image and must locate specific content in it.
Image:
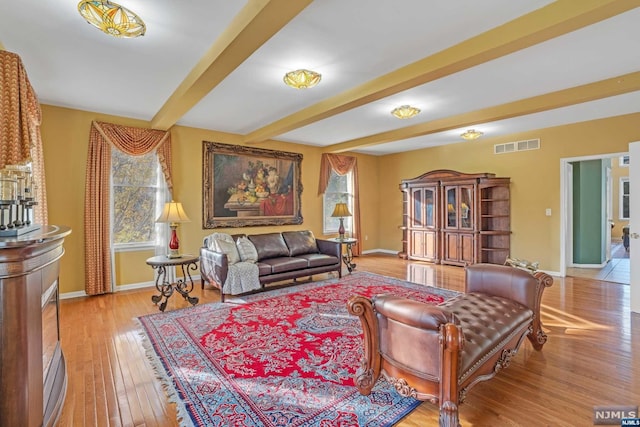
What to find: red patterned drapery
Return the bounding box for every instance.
[0,50,48,224]
[84,121,172,295]
[318,153,361,256]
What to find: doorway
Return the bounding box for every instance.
[561,152,630,285]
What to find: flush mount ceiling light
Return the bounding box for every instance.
[283,69,322,89]
[391,105,420,119]
[461,129,484,140]
[78,0,146,38]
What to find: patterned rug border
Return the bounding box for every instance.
[137,271,460,427]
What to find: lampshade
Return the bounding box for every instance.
[331,203,352,218]
[391,105,420,119]
[283,69,322,89]
[461,129,484,140]
[78,0,146,38]
[156,201,191,225]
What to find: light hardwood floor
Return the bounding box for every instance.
[57,254,640,426]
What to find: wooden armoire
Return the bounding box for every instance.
[399,170,510,266]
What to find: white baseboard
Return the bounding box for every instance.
[361,248,398,255]
[569,262,607,269]
[60,275,202,300]
[59,290,88,300]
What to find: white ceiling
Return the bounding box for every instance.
[1,0,638,155]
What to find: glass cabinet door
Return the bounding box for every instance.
[425,188,434,227]
[460,186,473,229]
[446,187,457,228]
[412,188,423,227]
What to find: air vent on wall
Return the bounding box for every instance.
[494,138,540,154]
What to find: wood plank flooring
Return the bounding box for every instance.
[57,254,640,426]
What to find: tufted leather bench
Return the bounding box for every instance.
[347,263,553,427]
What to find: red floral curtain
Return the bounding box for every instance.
[0,50,48,224]
[84,121,172,295]
[318,153,361,256]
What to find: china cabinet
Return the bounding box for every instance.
[399,170,510,266]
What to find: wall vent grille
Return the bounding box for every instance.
[494,138,540,154]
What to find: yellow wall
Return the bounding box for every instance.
[378,113,640,271]
[611,157,629,239]
[39,103,640,292]
[40,105,380,293]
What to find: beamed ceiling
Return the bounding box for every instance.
[1,0,639,155]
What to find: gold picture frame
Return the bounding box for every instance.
[202,141,303,228]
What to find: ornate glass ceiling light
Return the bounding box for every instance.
[391,105,420,119]
[78,0,146,38]
[283,69,322,89]
[460,129,484,140]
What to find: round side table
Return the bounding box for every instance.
[146,254,199,312]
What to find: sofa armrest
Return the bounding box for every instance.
[316,238,341,259]
[199,247,228,288]
[347,294,463,399]
[466,264,538,310]
[372,294,458,330]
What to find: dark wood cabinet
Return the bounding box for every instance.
[0,225,71,427]
[400,170,510,266]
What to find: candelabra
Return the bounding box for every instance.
[0,165,40,237]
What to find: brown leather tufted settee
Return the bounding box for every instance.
[200,230,342,301]
[347,263,553,427]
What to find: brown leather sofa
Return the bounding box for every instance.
[347,263,553,427]
[200,230,342,301]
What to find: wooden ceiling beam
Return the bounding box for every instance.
[151,0,313,131]
[324,72,640,153]
[244,0,640,143]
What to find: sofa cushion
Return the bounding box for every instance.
[236,236,258,263]
[256,262,273,276]
[215,238,241,265]
[248,233,289,260]
[282,230,319,256]
[259,257,308,274]
[439,292,533,380]
[296,253,339,268]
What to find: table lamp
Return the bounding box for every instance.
[156,200,191,258]
[331,202,352,240]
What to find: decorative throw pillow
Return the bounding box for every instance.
[236,236,259,263]
[215,239,240,265]
[206,232,233,250]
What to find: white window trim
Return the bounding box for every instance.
[619,177,629,220]
[111,151,167,250]
[619,155,629,167]
[323,170,354,235]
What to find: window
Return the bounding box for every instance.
[620,177,629,220]
[619,155,629,167]
[323,169,354,235]
[112,148,165,249]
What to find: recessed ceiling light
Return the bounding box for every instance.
[391,105,420,119]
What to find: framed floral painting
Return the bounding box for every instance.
[202,141,303,228]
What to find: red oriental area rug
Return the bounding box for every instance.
[138,271,459,427]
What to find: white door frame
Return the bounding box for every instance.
[605,166,612,262]
[559,152,628,277]
[629,141,639,313]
